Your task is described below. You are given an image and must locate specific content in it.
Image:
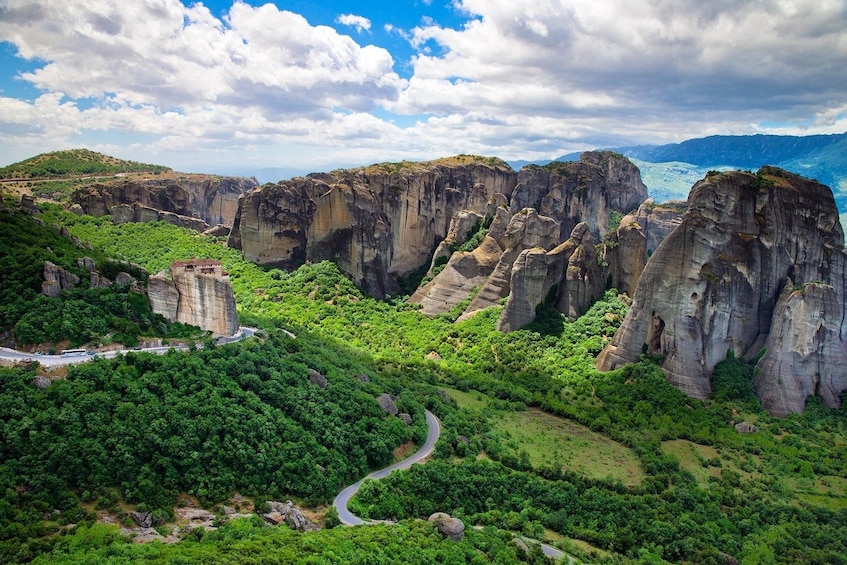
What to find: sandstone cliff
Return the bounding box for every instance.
[596,167,847,414]
[72,175,258,229]
[604,199,686,295]
[228,156,517,297]
[148,259,238,336]
[509,151,648,241]
[496,222,604,331]
[409,152,648,324]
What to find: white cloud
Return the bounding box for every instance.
[337,14,372,34]
[0,0,844,171]
[399,0,847,142]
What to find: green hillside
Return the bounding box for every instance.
[1,207,845,563]
[0,149,171,179]
[0,204,197,349]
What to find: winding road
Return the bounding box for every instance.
[331,410,567,561]
[333,410,441,526]
[4,330,566,559]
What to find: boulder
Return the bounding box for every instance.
[734,422,758,434]
[114,272,135,286]
[33,375,52,389]
[428,512,465,541]
[262,501,316,531]
[130,511,152,528]
[308,369,328,389]
[377,393,398,416]
[398,413,413,425]
[20,194,38,214]
[89,272,112,288]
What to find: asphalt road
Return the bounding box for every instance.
[0,326,258,367]
[333,410,441,526]
[4,327,566,559]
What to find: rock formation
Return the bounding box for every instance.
[262,501,316,531]
[110,203,211,232]
[428,512,465,541]
[228,156,517,297]
[409,153,647,327]
[508,151,648,241]
[377,394,399,416]
[71,175,258,229]
[603,200,686,295]
[42,261,80,297]
[754,281,847,417]
[496,222,604,331]
[148,259,238,337]
[596,167,847,414]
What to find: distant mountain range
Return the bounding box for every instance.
[510,132,847,212]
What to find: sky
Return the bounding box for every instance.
[0,0,845,176]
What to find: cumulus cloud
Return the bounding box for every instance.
[0,0,844,170]
[0,0,405,163]
[396,0,847,144]
[337,14,372,34]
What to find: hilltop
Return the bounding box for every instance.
[0,149,171,179]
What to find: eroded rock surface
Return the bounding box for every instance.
[228,157,516,297]
[148,259,238,336]
[72,175,258,228]
[597,167,847,414]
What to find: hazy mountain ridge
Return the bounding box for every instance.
[510,132,847,211]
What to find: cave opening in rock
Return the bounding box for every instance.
[647,312,665,356]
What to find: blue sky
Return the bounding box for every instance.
[0,0,845,176]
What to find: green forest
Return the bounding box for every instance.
[0,150,170,179]
[0,200,845,564]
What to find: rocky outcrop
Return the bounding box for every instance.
[409,153,648,322]
[110,203,211,232]
[130,511,153,528]
[754,281,847,417]
[428,512,465,541]
[508,151,648,241]
[596,167,847,414]
[71,175,258,228]
[148,259,238,336]
[262,501,316,531]
[42,261,80,297]
[496,223,604,332]
[228,157,517,297]
[604,200,686,295]
[20,194,38,214]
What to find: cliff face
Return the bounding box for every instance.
[596,167,847,414]
[148,260,238,337]
[509,152,648,241]
[496,222,604,332]
[604,200,686,295]
[72,175,258,229]
[228,157,517,297]
[409,152,648,324]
